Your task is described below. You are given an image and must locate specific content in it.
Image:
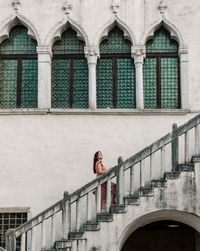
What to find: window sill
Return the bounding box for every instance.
[0,108,191,115]
[50,108,190,115]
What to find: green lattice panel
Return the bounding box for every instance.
[117,58,135,108]
[100,26,131,54]
[0,60,17,108]
[73,59,88,108]
[97,59,113,108]
[143,58,157,109]
[146,27,178,53]
[53,28,85,55]
[0,25,37,54]
[161,57,179,108]
[52,59,70,108]
[21,59,38,108]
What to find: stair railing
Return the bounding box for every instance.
[6,114,200,251]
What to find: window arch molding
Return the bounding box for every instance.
[140,17,189,110]
[0,14,40,45]
[44,16,89,49]
[93,16,136,49]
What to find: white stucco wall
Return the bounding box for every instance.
[0,0,199,217]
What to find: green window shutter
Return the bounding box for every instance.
[53,28,84,55]
[144,26,179,109]
[97,26,135,109]
[52,27,88,108]
[0,25,38,108]
[97,59,113,109]
[73,59,88,108]
[21,59,38,108]
[0,60,17,108]
[117,58,135,108]
[161,57,179,108]
[0,26,37,55]
[146,27,178,53]
[100,27,131,54]
[143,58,157,109]
[52,59,70,108]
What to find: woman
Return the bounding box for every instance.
[93,151,116,211]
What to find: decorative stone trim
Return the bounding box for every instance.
[63,0,72,15]
[12,0,20,11]
[131,46,146,60]
[0,207,30,213]
[0,109,48,115]
[111,0,120,14]
[158,0,167,15]
[84,46,100,60]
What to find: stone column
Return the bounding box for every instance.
[132,46,145,109]
[179,46,189,110]
[37,46,52,110]
[85,47,99,110]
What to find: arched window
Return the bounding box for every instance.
[52,27,88,108]
[97,26,135,109]
[143,26,180,109]
[0,25,38,108]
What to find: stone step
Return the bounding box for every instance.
[164,171,181,180]
[139,188,154,197]
[82,222,100,231]
[151,179,167,188]
[175,163,194,172]
[96,213,113,222]
[192,155,200,163]
[68,231,84,239]
[55,240,72,249]
[125,196,140,205]
[110,204,127,214]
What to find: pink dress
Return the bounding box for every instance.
[95,161,116,211]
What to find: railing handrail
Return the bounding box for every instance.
[12,113,200,238]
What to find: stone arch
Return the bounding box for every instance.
[140,17,184,47]
[118,210,200,251]
[0,14,40,45]
[94,16,136,48]
[45,16,89,49]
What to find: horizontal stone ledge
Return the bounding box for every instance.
[0,108,191,116]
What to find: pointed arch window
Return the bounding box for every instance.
[97,26,135,109]
[143,26,180,109]
[52,27,88,108]
[0,25,38,108]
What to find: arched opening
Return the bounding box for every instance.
[0,25,38,108]
[97,26,135,109]
[143,26,180,109]
[51,26,88,109]
[121,220,200,251]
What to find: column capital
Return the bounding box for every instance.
[84,46,99,65]
[131,46,146,64]
[179,45,188,61]
[36,46,52,57]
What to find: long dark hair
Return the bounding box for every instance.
[93,151,101,173]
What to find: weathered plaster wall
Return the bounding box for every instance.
[0,0,199,217]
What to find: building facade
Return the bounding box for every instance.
[0,0,200,250]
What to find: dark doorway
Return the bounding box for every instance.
[121,220,200,251]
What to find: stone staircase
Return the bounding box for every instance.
[6,114,200,251]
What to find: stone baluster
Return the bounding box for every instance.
[76,198,81,231]
[6,230,16,251]
[185,131,190,163]
[161,146,165,177]
[51,214,56,248]
[62,191,71,239]
[96,184,101,213]
[130,165,135,195]
[20,233,25,251]
[195,122,200,155]
[117,157,125,205]
[106,178,111,213]
[31,228,35,251]
[150,152,155,180]
[172,123,179,171]
[86,192,92,221]
[41,220,46,249]
[140,159,145,188]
